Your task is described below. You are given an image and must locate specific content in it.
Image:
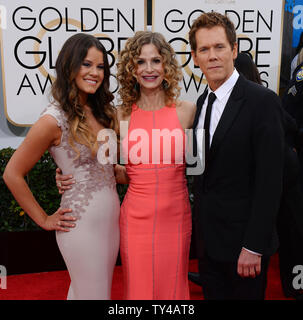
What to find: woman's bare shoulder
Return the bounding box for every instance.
[176,100,196,116]
[175,100,197,129]
[116,105,131,121]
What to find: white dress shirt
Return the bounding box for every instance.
[196,69,261,257]
[197,69,239,149]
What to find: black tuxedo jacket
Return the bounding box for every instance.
[192,75,285,262]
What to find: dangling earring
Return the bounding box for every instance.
[162,80,169,90]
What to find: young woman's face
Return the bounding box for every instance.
[135,43,165,91]
[75,46,105,103]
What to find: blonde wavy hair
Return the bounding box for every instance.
[51,33,117,159]
[116,31,183,115]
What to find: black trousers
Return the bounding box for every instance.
[200,253,270,300]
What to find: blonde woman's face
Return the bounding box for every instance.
[75,46,104,104]
[135,44,165,91]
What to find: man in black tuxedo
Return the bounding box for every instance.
[188,12,284,300]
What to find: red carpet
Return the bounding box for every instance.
[0,254,292,300]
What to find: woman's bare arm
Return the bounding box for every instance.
[3,115,76,231]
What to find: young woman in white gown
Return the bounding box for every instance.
[3,34,120,300]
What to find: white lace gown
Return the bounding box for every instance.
[40,105,120,300]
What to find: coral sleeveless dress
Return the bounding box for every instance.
[120,104,192,300]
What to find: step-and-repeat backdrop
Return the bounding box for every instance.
[152,0,284,102]
[0,0,146,126]
[0,0,287,126]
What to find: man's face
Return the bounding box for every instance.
[191,26,237,91]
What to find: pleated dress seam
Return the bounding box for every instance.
[152,110,159,300]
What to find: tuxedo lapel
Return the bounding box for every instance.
[209,76,246,161]
[192,87,208,158]
[193,86,208,129]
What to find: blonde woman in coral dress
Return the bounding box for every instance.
[116,31,196,300]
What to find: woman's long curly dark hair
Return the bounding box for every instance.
[51,33,117,158]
